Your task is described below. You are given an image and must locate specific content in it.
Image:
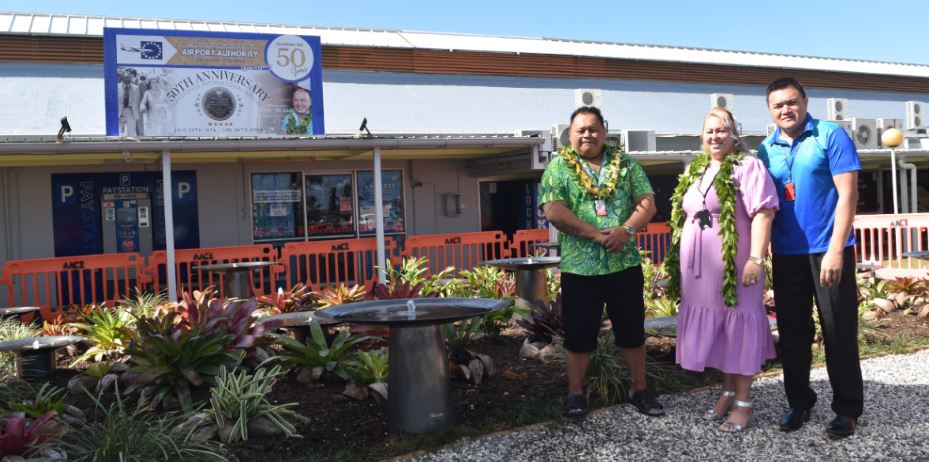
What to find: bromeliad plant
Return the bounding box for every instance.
[70,306,137,362]
[256,283,317,314]
[7,384,67,420]
[516,294,564,344]
[119,289,171,319]
[0,319,41,378]
[207,365,308,443]
[266,320,373,383]
[0,411,60,458]
[176,291,279,360]
[314,284,367,309]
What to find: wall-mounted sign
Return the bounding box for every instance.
[104,28,325,137]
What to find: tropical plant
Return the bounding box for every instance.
[84,362,112,380]
[444,318,484,362]
[119,289,170,319]
[480,304,528,337]
[256,283,317,314]
[127,312,244,410]
[207,365,308,443]
[41,315,77,337]
[885,276,928,297]
[177,293,278,359]
[346,349,389,385]
[314,284,367,309]
[515,294,564,344]
[858,278,889,302]
[7,384,67,420]
[0,411,59,458]
[44,387,226,461]
[70,306,137,362]
[546,268,561,303]
[0,380,35,411]
[460,265,516,300]
[640,250,668,300]
[266,320,373,381]
[645,296,679,318]
[0,319,40,378]
[371,256,453,299]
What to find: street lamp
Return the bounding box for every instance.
[882,127,904,214]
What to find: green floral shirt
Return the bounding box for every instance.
[538,147,654,276]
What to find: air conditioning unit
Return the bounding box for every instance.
[831,119,854,142]
[710,93,734,111]
[850,118,878,150]
[575,89,602,108]
[621,130,656,152]
[551,124,571,150]
[514,129,553,170]
[605,131,622,149]
[905,101,925,131]
[876,118,903,147]
[766,124,777,137]
[827,98,849,121]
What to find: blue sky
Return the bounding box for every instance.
[5,0,929,65]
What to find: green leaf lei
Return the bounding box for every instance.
[665,151,744,307]
[286,112,312,134]
[558,144,628,200]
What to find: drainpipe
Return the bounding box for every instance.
[898,156,917,213]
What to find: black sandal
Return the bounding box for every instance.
[630,389,665,417]
[564,394,588,418]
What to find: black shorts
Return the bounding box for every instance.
[561,266,646,353]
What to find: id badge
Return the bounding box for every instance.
[784,182,796,202]
[595,199,608,217]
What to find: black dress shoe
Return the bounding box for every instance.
[826,415,857,439]
[779,408,811,432]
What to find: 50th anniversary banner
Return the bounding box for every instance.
[103,28,325,137]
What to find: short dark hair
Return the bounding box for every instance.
[570,106,605,127]
[765,77,806,102]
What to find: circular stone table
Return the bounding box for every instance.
[0,336,84,380]
[257,310,343,343]
[482,256,560,309]
[195,261,277,299]
[0,306,40,323]
[315,297,508,434]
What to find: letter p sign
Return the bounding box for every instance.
[177,182,191,199]
[61,185,74,203]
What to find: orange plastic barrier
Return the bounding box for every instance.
[145,244,278,298]
[0,253,144,321]
[637,222,672,265]
[401,231,508,276]
[509,229,551,257]
[853,213,929,278]
[279,237,392,291]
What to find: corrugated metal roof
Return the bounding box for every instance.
[2,11,929,79]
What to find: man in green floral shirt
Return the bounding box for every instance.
[539,106,663,418]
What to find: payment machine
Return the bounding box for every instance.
[102,193,153,255]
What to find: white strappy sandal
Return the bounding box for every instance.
[719,400,753,432]
[703,390,736,421]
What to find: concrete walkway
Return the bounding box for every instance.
[407,349,929,461]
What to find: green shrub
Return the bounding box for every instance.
[266,321,372,381]
[0,319,41,378]
[119,289,170,319]
[70,306,137,362]
[7,383,67,419]
[346,349,388,385]
[207,365,307,443]
[44,387,226,461]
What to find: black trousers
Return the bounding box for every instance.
[772,246,863,418]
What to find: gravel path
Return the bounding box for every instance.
[406,349,929,461]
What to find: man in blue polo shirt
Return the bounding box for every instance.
[757,77,863,439]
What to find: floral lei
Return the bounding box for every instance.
[287,112,312,134]
[558,145,626,200]
[665,151,744,307]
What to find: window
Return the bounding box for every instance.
[304,173,354,237]
[251,173,305,241]
[356,170,405,234]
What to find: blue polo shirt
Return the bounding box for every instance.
[757,115,860,255]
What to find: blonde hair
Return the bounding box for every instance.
[702,107,744,153]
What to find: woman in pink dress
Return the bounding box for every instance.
[668,108,779,432]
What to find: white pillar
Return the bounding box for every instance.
[162,150,177,301]
[373,147,387,284]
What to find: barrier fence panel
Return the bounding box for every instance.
[853,213,929,278]
[0,253,144,321]
[401,231,507,276]
[637,222,672,265]
[509,229,551,258]
[280,237,392,291]
[145,244,278,299]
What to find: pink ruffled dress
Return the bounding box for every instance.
[675,156,779,376]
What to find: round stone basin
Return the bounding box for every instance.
[644,316,679,337]
[0,335,85,353]
[314,297,509,327]
[482,256,561,271]
[0,306,40,317]
[258,310,341,328]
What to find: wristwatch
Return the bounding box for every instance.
[748,256,765,266]
[622,224,636,236]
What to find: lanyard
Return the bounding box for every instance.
[579,152,608,188]
[697,164,720,210]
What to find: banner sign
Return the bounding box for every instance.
[103,28,325,137]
